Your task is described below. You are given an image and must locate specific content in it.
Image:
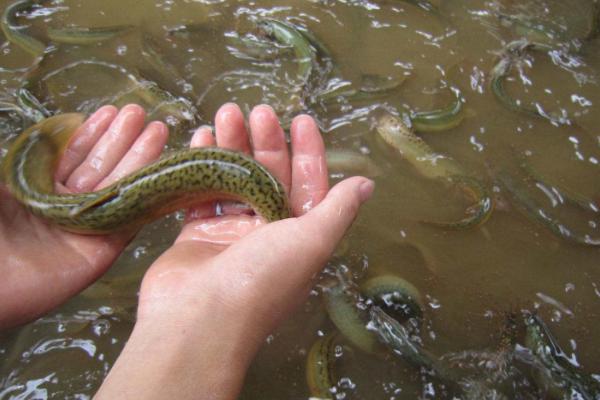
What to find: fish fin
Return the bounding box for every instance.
[70,189,120,217]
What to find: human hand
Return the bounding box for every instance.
[95,103,374,400]
[0,104,169,329]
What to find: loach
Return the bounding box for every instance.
[1,0,46,58]
[376,113,493,229]
[1,113,291,234]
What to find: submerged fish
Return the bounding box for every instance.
[376,113,493,229]
[494,169,600,246]
[520,312,600,399]
[47,25,134,45]
[1,0,46,58]
[256,18,316,85]
[310,271,463,398]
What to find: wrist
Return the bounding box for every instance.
[96,295,260,400]
[96,253,262,400]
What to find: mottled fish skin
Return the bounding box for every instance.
[376,113,494,229]
[2,113,291,234]
[376,113,463,179]
[523,312,600,399]
[306,333,337,400]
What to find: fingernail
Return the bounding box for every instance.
[121,103,145,116]
[197,124,214,133]
[358,179,375,203]
[219,102,240,115]
[293,115,316,143]
[252,104,274,114]
[149,121,168,134]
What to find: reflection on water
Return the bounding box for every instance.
[1,0,599,398]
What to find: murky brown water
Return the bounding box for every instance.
[1,0,599,399]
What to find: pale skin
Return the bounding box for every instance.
[0,103,374,399]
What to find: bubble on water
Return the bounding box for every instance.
[592,282,600,298]
[98,306,114,316]
[31,338,97,357]
[338,377,356,390]
[116,45,127,56]
[426,295,441,309]
[565,283,575,292]
[92,319,111,337]
[571,94,592,107]
[423,382,436,397]
[536,292,573,316]
[429,329,437,341]
[163,115,178,126]
[133,245,148,259]
[470,135,484,152]
[182,82,194,93]
[551,309,562,322]
[334,344,344,358]
[382,381,402,397]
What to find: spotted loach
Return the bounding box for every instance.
[1,113,291,234]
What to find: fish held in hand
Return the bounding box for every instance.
[2,113,291,234]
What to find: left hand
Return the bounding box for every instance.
[0,104,168,329]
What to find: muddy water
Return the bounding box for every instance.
[1,0,599,399]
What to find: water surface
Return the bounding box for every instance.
[1,0,599,398]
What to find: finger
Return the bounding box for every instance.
[185,125,218,221]
[214,103,251,154]
[249,105,291,194]
[289,115,329,216]
[299,176,374,259]
[55,105,118,183]
[65,104,146,192]
[190,125,216,148]
[96,121,169,189]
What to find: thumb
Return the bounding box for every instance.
[300,176,374,250]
